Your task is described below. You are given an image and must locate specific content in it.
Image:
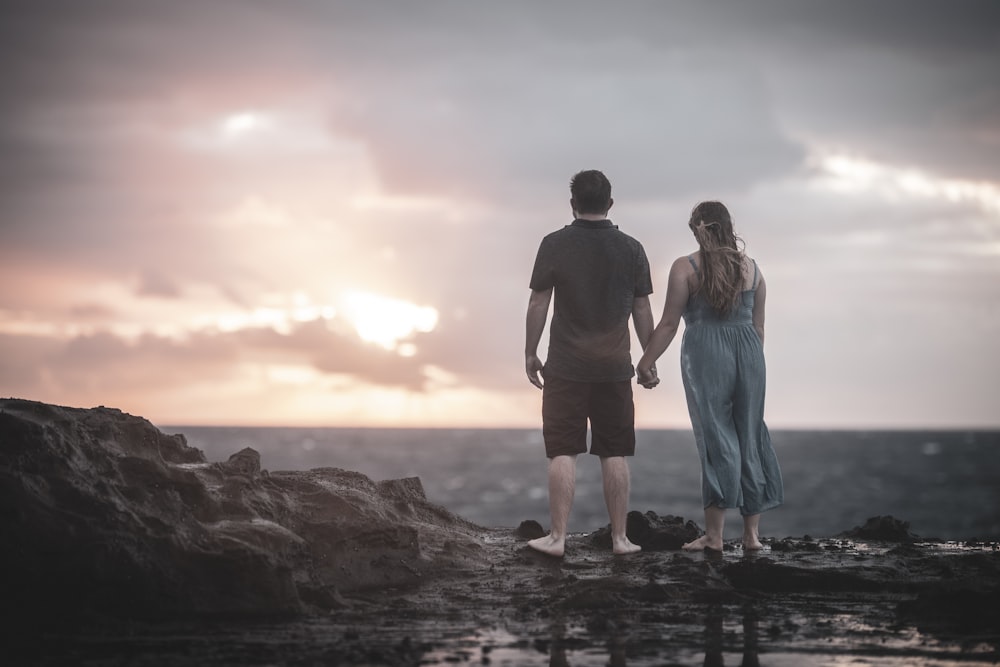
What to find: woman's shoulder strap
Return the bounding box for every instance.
[687,254,698,271]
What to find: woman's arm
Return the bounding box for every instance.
[636,257,692,383]
[752,273,766,345]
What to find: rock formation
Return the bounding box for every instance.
[0,398,487,623]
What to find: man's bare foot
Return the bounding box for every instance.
[742,535,763,550]
[527,534,565,557]
[612,537,642,555]
[682,535,723,552]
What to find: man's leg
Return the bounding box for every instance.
[600,456,641,555]
[528,454,577,557]
[590,379,640,555]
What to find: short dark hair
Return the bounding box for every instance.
[570,170,612,215]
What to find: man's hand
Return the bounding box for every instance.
[636,364,659,389]
[526,353,544,389]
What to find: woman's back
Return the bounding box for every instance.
[683,252,759,328]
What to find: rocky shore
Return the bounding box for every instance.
[2,398,998,666]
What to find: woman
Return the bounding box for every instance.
[636,201,783,551]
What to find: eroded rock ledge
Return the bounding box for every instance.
[0,398,486,620]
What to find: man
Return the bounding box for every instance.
[525,169,655,557]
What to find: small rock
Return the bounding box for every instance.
[223,447,261,477]
[838,515,919,543]
[515,519,546,540]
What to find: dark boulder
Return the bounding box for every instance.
[0,398,489,624]
[838,515,920,543]
[590,510,701,551]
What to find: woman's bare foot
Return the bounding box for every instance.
[742,514,762,551]
[527,534,565,557]
[682,535,723,552]
[612,537,642,555]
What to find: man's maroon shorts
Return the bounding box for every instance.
[541,374,636,458]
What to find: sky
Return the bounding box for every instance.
[1,1,998,429]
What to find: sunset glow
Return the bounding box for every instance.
[341,291,439,351]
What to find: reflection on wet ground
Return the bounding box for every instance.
[16,535,1000,667]
[31,593,998,665]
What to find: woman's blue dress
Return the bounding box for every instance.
[681,256,783,515]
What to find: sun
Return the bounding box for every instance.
[220,111,268,137]
[341,290,438,351]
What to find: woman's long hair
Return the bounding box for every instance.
[689,201,746,314]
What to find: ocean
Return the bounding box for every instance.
[165,427,1000,541]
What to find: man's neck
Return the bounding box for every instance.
[575,213,609,221]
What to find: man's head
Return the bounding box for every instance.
[570,170,613,217]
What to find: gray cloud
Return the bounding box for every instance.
[0,318,437,400]
[718,1,1000,181]
[6,1,994,229]
[233,320,432,391]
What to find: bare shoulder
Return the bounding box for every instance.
[744,256,766,293]
[670,254,698,292]
[670,254,696,275]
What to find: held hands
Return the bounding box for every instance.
[527,354,658,390]
[525,353,544,390]
[636,363,660,389]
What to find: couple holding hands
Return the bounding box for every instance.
[525,170,783,557]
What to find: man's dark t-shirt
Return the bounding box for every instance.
[529,219,653,383]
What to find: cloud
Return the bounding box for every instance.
[322,9,804,202]
[136,270,182,299]
[0,317,432,401]
[714,2,1000,183]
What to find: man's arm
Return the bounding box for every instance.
[525,287,553,389]
[632,294,657,387]
[631,295,654,350]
